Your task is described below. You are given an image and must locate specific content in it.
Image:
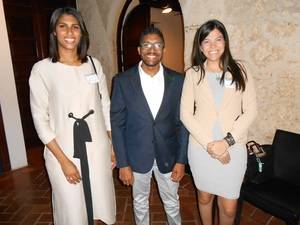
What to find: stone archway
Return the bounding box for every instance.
[117,0,185,73]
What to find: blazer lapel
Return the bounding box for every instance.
[129,67,154,121]
[155,68,172,121]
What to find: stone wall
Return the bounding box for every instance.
[78,0,300,143]
[76,0,124,89]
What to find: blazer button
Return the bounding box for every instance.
[164,162,169,167]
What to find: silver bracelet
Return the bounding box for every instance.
[224,132,235,146]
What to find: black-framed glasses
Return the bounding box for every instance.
[140,42,164,50]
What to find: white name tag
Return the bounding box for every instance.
[224,79,234,88]
[85,73,99,83]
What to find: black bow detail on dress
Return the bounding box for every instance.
[68,109,94,225]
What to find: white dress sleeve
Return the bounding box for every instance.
[95,59,111,131]
[29,63,56,144]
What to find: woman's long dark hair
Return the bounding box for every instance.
[191,19,246,91]
[49,7,89,63]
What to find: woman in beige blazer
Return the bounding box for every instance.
[29,7,116,225]
[180,20,257,225]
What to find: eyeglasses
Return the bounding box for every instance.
[140,42,164,50]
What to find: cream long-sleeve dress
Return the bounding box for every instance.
[29,57,116,225]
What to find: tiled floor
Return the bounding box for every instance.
[0,148,286,225]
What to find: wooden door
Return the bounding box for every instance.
[3,0,76,149]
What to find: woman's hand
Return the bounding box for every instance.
[216,150,231,164]
[111,146,117,169]
[207,140,229,158]
[46,139,81,184]
[107,131,116,169]
[60,158,81,184]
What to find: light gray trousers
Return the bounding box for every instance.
[132,162,181,225]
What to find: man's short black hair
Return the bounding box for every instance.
[139,25,165,46]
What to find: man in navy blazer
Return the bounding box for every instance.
[111,26,188,225]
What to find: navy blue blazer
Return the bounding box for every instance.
[110,65,188,174]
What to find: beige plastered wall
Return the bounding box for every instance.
[78,0,300,143]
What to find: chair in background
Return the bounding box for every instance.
[235,129,300,225]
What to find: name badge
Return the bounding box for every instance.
[85,73,99,83]
[224,79,234,88]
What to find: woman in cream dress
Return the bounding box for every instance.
[180,20,257,225]
[29,7,116,225]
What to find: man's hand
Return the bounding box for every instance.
[119,166,134,186]
[171,163,185,182]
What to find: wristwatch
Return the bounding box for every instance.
[224,132,235,146]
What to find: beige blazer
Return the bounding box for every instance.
[180,67,257,149]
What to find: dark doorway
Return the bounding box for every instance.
[3,0,76,150]
[0,105,10,173]
[121,4,150,71]
[117,0,184,73]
